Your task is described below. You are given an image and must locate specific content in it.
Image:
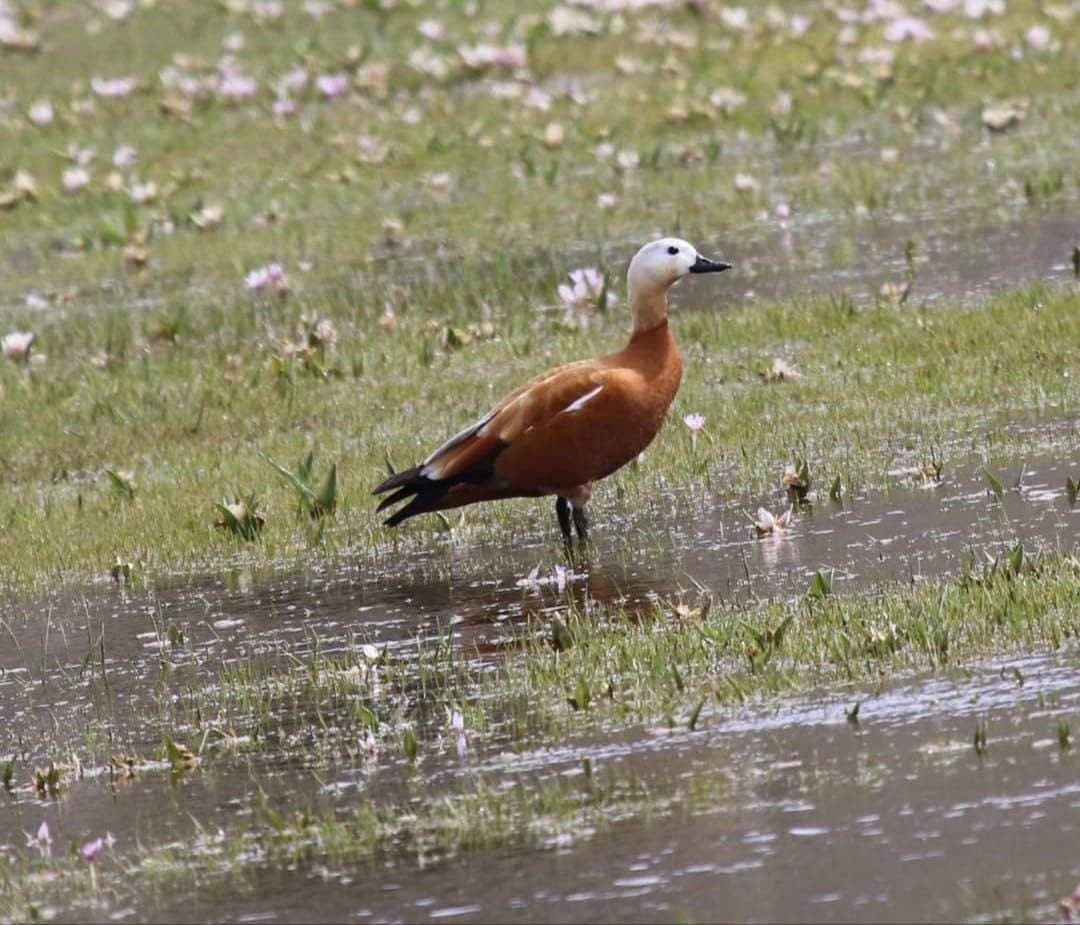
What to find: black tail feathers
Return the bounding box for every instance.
[372,465,450,526]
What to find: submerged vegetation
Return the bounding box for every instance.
[0,0,1078,921]
[2,548,1079,920]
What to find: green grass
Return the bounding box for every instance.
[0,0,1078,589]
[0,278,1075,590]
[1,1,1079,919]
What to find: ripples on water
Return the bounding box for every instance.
[0,450,1076,922]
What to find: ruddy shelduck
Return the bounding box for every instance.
[373,237,730,540]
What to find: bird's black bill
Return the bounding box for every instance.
[690,255,732,274]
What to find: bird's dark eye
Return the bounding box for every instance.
[667,245,679,255]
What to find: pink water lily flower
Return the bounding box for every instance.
[245,263,289,296]
[884,16,934,42]
[91,75,137,98]
[81,837,105,863]
[217,67,258,100]
[458,43,527,70]
[418,18,443,41]
[558,267,611,310]
[279,68,309,93]
[316,73,349,98]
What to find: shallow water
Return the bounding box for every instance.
[148,650,1080,924]
[2,453,1076,720]
[697,206,1080,310]
[0,448,1077,921]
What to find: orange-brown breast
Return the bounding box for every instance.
[492,322,683,493]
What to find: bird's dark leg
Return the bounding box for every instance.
[555,496,572,541]
[571,504,589,540]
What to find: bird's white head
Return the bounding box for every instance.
[626,237,730,335]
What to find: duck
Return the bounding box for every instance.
[373,237,730,541]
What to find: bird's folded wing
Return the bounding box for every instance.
[418,361,609,483]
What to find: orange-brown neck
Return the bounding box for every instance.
[626,317,682,382]
[630,289,668,336]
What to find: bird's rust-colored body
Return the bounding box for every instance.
[374,237,729,539]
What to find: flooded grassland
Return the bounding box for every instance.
[1,0,1079,922]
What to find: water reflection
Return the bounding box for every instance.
[1,454,1075,714]
[149,651,1080,925]
[0,450,1075,922]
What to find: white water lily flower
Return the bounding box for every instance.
[2,331,34,362]
[418,18,443,41]
[62,167,90,192]
[754,506,793,536]
[129,181,157,204]
[26,821,52,858]
[306,317,338,350]
[113,145,137,168]
[768,357,802,382]
[13,170,37,197]
[517,564,572,593]
[191,202,223,229]
[91,75,137,98]
[451,709,467,757]
[102,0,134,20]
[981,100,1028,132]
[884,16,934,43]
[458,42,527,70]
[1025,25,1050,51]
[963,0,1004,18]
[734,173,760,194]
[28,99,54,125]
[721,7,750,30]
[709,87,747,114]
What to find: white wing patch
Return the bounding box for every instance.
[421,383,604,479]
[560,385,603,414]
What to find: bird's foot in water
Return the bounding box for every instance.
[556,496,572,542]
[556,496,591,544]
